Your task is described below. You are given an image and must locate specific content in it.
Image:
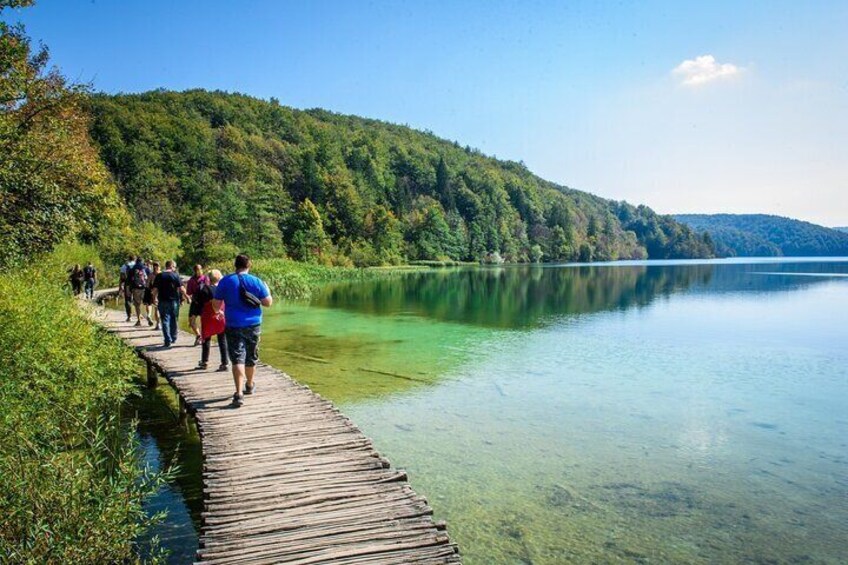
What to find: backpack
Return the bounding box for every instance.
[132,267,148,289]
[237,274,262,308]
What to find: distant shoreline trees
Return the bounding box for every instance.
[675,214,848,257]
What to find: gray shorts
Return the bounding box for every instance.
[225,325,261,367]
[131,288,146,306]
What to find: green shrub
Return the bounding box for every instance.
[97,218,183,268]
[222,258,423,301]
[0,253,166,563]
[41,241,115,289]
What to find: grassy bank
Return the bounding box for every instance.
[0,244,166,563]
[226,258,425,300]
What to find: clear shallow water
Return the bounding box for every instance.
[256,259,848,564]
[127,377,202,564]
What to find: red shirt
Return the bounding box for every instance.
[186,274,209,297]
[196,283,225,338]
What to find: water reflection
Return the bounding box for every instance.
[314,261,847,329]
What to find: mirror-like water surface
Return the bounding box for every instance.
[257,259,848,563]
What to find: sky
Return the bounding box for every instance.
[9,0,848,225]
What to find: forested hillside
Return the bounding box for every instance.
[675,214,848,257]
[88,90,714,266]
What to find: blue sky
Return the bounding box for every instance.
[11,1,848,225]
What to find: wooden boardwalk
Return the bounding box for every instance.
[91,300,460,564]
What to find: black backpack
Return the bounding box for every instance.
[131,267,148,289]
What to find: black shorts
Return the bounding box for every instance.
[142,288,154,305]
[188,300,203,317]
[225,325,261,367]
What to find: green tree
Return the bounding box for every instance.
[291,198,328,261]
[0,3,126,267]
[530,244,543,263]
[435,155,454,210]
[404,197,452,260]
[364,205,404,265]
[548,225,574,261]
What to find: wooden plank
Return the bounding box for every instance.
[84,294,460,564]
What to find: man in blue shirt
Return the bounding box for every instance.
[212,254,273,407]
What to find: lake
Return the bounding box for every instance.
[144,258,848,563]
[258,258,848,564]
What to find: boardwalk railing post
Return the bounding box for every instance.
[146,360,157,388]
[179,395,187,426]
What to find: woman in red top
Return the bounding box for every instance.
[195,269,228,371]
[187,264,211,346]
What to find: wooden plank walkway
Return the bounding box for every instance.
[90,299,460,564]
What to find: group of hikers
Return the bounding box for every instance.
[68,262,98,299]
[115,253,272,408]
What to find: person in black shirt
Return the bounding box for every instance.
[82,261,97,299]
[68,264,84,296]
[152,260,187,347]
[145,261,161,330]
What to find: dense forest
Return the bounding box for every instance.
[675,214,848,257]
[87,90,714,266]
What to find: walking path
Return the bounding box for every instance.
[90,296,460,564]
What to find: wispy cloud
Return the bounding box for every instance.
[673,55,742,87]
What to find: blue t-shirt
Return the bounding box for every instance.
[214,272,270,328]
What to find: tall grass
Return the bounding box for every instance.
[0,245,167,563]
[226,258,424,301]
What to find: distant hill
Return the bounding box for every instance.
[674,214,848,257]
[834,227,848,233]
[87,89,714,265]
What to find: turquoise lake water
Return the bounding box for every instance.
[143,258,848,563]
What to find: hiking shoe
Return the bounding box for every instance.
[217,364,229,372]
[147,317,154,327]
[134,320,142,327]
[244,382,255,395]
[126,316,131,322]
[154,324,160,330]
[232,393,244,407]
[196,362,208,370]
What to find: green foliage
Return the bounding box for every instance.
[243,257,421,301]
[0,7,127,268]
[0,249,166,563]
[404,196,454,261]
[290,198,329,262]
[86,89,714,265]
[529,244,543,263]
[367,205,405,264]
[97,215,183,267]
[675,214,848,257]
[618,204,711,260]
[48,240,114,287]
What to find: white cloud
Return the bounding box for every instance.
[673,55,742,87]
